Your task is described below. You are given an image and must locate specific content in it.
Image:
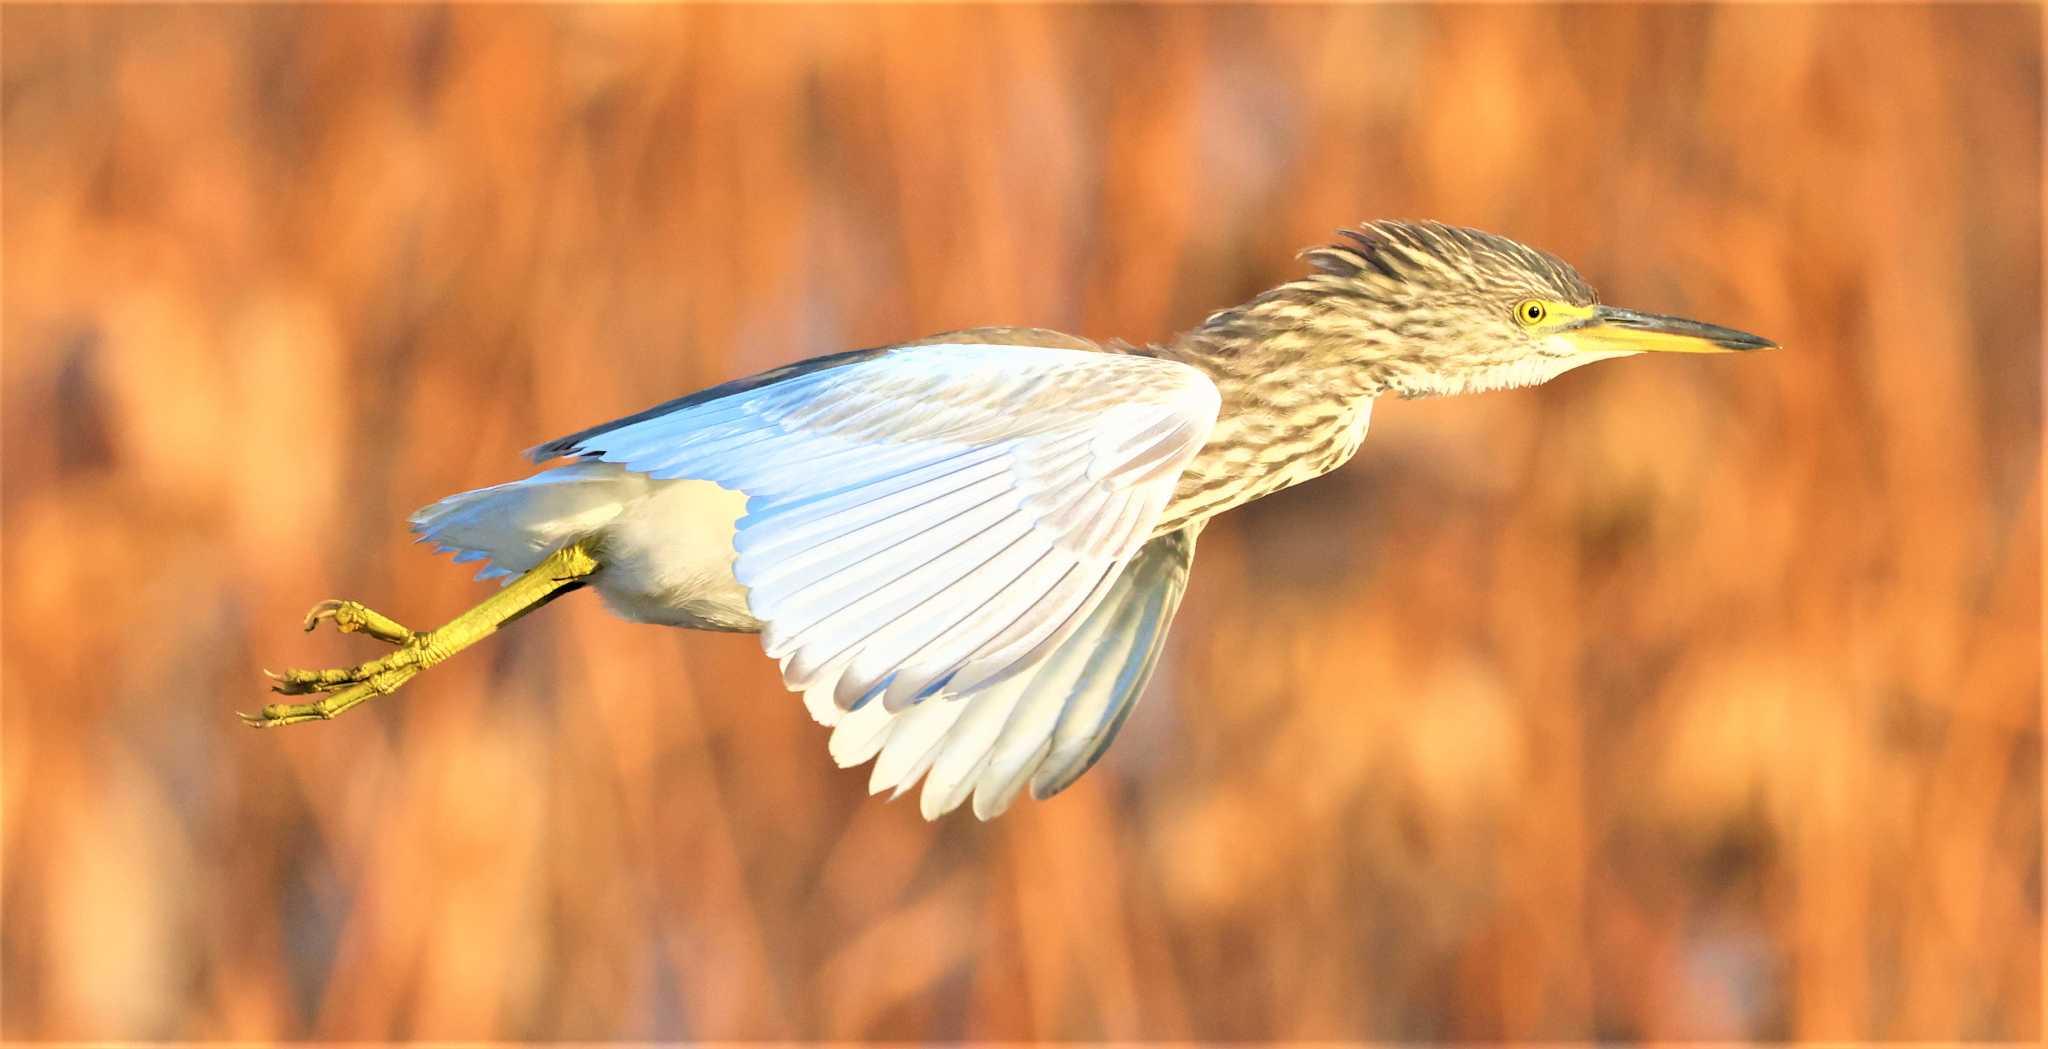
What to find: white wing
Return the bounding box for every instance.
[540,343,1219,714]
[820,523,1199,819]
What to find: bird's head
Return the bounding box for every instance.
[1276,220,1775,398]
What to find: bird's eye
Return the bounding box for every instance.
[1517,300,1548,326]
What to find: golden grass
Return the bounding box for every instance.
[1,3,2038,1040]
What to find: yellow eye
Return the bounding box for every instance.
[1516,300,1548,326]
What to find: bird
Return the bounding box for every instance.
[247,220,1774,820]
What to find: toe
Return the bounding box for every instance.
[302,599,346,632]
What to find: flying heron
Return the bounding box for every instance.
[247,220,1774,820]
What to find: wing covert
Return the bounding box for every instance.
[545,343,1219,711]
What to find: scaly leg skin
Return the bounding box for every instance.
[242,542,600,728]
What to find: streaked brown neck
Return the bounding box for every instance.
[1136,288,1382,532]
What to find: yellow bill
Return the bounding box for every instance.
[1562,305,1777,355]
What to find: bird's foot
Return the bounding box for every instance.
[243,600,433,727]
[243,544,599,729]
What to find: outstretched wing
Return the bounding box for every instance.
[537,342,1220,715]
[818,523,1200,819]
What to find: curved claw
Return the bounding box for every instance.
[302,599,347,632]
[300,599,415,645]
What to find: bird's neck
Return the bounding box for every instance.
[1136,294,1383,530]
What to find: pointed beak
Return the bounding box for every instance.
[1563,305,1777,355]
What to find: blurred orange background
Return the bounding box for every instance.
[2,3,2039,1041]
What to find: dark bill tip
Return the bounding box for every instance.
[1587,306,1778,353]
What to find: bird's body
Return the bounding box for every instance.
[417,324,1375,637]
[253,221,1773,821]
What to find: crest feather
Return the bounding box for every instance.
[1302,220,1597,305]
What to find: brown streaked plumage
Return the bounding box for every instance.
[250,220,1774,821]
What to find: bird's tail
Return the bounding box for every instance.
[409,460,646,581]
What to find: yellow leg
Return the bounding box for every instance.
[242,542,599,727]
